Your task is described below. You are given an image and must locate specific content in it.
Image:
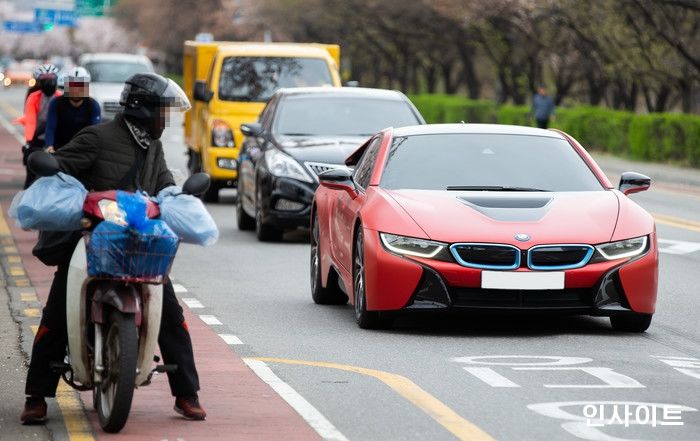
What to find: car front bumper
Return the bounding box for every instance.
[362,228,658,315]
[260,176,318,230]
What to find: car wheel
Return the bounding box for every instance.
[255,188,283,242]
[353,227,392,329]
[610,313,652,332]
[310,213,347,305]
[236,181,255,231]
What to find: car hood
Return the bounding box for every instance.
[277,135,367,164]
[384,189,620,246]
[89,83,125,104]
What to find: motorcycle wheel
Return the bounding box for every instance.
[96,310,138,433]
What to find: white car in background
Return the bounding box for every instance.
[79,53,155,120]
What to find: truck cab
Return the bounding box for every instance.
[183,42,342,202]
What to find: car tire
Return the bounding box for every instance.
[255,189,283,242]
[310,213,347,305]
[353,226,393,329]
[236,182,255,231]
[610,313,652,332]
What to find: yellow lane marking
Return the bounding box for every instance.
[30,324,96,441]
[11,266,25,276]
[8,255,21,263]
[24,308,40,318]
[0,100,21,118]
[4,245,17,254]
[653,213,700,234]
[251,357,497,441]
[0,208,11,236]
[20,292,37,302]
[16,279,30,287]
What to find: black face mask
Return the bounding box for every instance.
[41,81,57,96]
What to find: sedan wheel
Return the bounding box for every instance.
[310,214,347,305]
[255,188,283,242]
[353,227,392,329]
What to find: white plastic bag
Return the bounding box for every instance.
[9,172,87,231]
[157,186,219,246]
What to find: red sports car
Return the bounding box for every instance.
[310,124,658,331]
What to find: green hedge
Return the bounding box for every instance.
[408,94,700,167]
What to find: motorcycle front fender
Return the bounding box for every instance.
[91,283,143,326]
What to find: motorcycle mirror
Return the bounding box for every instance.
[183,172,211,196]
[27,151,60,177]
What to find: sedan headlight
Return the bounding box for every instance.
[595,236,648,260]
[379,233,452,260]
[211,120,234,147]
[97,200,127,226]
[265,148,313,183]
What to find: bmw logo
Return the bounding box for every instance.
[515,233,531,242]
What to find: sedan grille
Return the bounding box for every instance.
[528,245,594,270]
[450,244,520,270]
[304,162,349,180]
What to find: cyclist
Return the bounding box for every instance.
[44,67,101,153]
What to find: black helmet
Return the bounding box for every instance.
[120,73,190,138]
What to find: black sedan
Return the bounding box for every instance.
[236,87,425,241]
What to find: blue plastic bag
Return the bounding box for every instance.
[87,219,179,279]
[116,191,149,231]
[156,186,219,246]
[9,172,87,231]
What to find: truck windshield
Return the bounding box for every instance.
[84,62,152,83]
[218,56,333,102]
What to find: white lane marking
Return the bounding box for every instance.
[657,238,700,255]
[199,315,222,325]
[173,283,188,293]
[462,367,520,387]
[182,298,204,309]
[653,356,700,380]
[218,334,243,345]
[243,359,349,441]
[514,367,645,389]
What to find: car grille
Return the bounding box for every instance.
[102,101,123,117]
[304,162,349,180]
[451,287,595,309]
[450,244,520,269]
[528,245,594,270]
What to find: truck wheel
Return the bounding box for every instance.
[202,182,220,203]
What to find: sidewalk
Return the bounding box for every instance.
[592,152,700,191]
[0,118,321,439]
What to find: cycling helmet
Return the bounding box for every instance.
[36,64,59,95]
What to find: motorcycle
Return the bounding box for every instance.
[29,152,210,433]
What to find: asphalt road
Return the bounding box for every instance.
[2,87,699,441]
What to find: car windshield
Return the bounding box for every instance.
[84,62,152,83]
[274,96,420,137]
[218,57,333,102]
[380,133,604,191]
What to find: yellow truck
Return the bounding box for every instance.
[183,41,342,201]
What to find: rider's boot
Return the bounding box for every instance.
[20,396,47,424]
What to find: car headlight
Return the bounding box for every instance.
[211,120,234,147]
[98,200,127,226]
[595,236,648,260]
[265,148,313,183]
[379,232,452,261]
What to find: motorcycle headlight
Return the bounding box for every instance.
[595,236,648,260]
[211,120,234,147]
[98,200,127,226]
[265,148,313,183]
[379,232,452,261]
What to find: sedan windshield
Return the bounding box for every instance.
[380,133,604,192]
[274,96,420,137]
[218,57,333,102]
[84,62,152,83]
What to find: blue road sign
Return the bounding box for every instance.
[3,21,43,33]
[34,8,77,27]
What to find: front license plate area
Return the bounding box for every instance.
[481,271,565,290]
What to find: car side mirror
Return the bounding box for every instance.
[619,172,651,195]
[319,168,357,198]
[193,81,213,103]
[27,150,59,177]
[240,122,264,138]
[183,172,211,196]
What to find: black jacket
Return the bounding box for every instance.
[54,113,174,195]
